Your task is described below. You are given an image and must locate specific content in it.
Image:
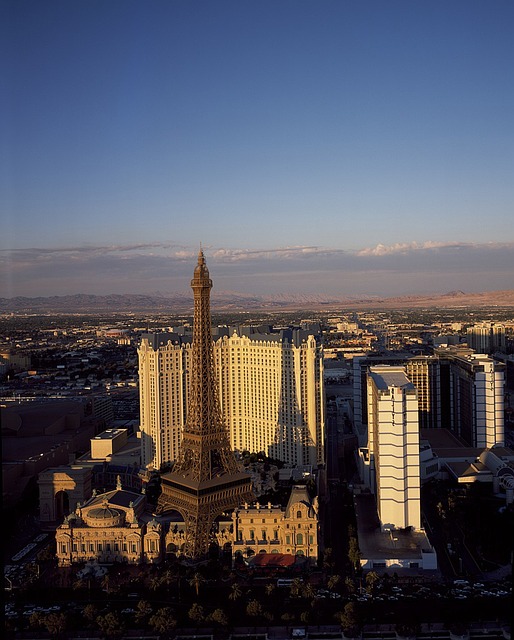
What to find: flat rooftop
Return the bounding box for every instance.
[369,368,414,391]
[355,493,434,560]
[93,428,127,440]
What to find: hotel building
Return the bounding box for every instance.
[364,366,421,531]
[138,327,324,470]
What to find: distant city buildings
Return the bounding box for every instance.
[467,322,506,354]
[138,326,324,470]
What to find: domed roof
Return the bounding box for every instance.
[88,505,122,520]
[85,502,125,528]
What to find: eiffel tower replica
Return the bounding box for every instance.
[158,249,253,559]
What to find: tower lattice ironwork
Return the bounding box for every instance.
[157,250,253,559]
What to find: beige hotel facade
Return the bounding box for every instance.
[138,328,325,470]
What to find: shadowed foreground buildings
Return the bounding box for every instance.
[54,479,318,566]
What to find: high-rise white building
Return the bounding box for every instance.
[354,348,505,449]
[365,366,421,531]
[138,328,324,470]
[444,351,505,449]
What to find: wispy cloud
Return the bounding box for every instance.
[354,240,514,257]
[1,241,513,297]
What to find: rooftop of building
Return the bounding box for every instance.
[355,492,435,560]
[92,428,127,440]
[368,366,415,391]
[419,428,481,459]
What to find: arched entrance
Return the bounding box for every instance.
[54,490,70,521]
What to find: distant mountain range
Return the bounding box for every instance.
[2,289,514,313]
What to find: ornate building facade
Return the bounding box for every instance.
[164,484,319,564]
[55,480,162,566]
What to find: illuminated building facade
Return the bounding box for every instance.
[138,329,324,470]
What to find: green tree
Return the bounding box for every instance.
[209,608,229,626]
[336,602,361,635]
[96,611,125,639]
[29,611,44,630]
[83,604,98,626]
[188,603,205,624]
[149,607,177,637]
[43,612,68,638]
[246,599,263,618]
[348,537,361,570]
[323,547,334,570]
[135,599,153,626]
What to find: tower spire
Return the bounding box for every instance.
[158,252,253,558]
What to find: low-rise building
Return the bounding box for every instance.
[55,479,162,566]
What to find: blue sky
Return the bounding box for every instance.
[2,1,513,297]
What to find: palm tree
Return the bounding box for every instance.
[229,582,242,601]
[101,574,111,594]
[327,574,341,591]
[149,575,162,592]
[344,576,356,595]
[302,582,316,599]
[188,571,206,597]
[290,577,303,597]
[365,570,380,594]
